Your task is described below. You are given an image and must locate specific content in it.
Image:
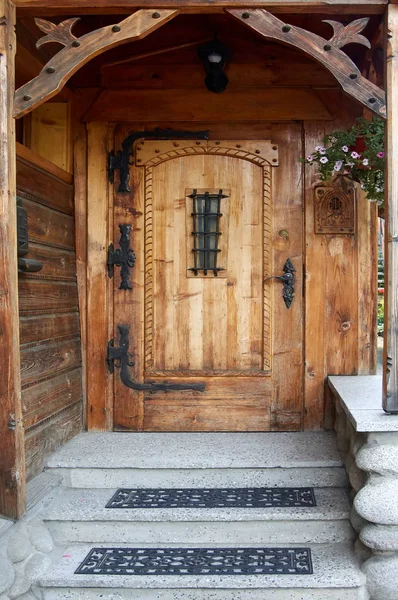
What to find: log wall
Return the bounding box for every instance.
[16,143,82,481]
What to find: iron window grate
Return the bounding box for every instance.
[189,189,228,276]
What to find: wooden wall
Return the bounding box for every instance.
[304,122,378,429]
[16,143,82,480]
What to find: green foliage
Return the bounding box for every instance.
[303,117,385,205]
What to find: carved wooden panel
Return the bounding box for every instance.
[143,142,273,377]
[135,139,279,167]
[314,183,356,234]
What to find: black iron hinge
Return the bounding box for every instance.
[107,224,136,290]
[107,150,123,185]
[107,325,205,393]
[108,128,209,194]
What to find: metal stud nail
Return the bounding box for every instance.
[72,40,81,47]
[256,150,260,154]
[46,66,56,74]
[272,159,278,163]
[242,12,250,19]
[369,98,376,104]
[272,146,278,151]
[23,95,31,101]
[112,25,121,32]
[282,25,291,33]
[324,44,331,51]
[349,73,358,80]
[215,141,220,145]
[236,144,241,148]
[152,12,160,18]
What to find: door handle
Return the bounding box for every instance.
[265,258,295,309]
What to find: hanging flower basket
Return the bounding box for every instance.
[303,117,385,206]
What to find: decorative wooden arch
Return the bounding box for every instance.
[227,9,386,118]
[14,7,386,119]
[13,9,179,118]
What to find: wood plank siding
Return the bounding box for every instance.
[16,145,82,481]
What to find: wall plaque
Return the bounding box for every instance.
[314,183,356,234]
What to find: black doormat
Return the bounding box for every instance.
[75,547,313,576]
[106,487,316,509]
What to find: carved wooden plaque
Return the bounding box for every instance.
[314,184,356,234]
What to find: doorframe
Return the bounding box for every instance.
[86,123,305,431]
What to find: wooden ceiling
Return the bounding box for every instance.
[16,11,382,91]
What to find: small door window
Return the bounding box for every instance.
[186,189,230,277]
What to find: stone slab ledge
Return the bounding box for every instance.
[328,375,398,432]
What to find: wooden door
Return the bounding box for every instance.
[112,133,303,431]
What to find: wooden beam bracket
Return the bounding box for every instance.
[226,9,386,119]
[14,8,179,118]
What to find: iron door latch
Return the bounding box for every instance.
[107,325,205,393]
[265,258,295,309]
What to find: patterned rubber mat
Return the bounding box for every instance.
[106,487,316,509]
[75,547,313,576]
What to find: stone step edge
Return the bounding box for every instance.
[46,467,349,489]
[39,586,368,600]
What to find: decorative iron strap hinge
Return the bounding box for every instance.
[107,224,136,290]
[108,128,209,194]
[107,325,205,393]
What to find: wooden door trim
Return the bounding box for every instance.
[86,122,114,430]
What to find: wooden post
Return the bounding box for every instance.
[87,122,113,430]
[384,5,398,413]
[0,0,26,518]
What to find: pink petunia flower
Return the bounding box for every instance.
[351,151,360,159]
[362,158,369,166]
[307,155,314,162]
[320,156,329,164]
[334,160,343,171]
[342,146,349,153]
[377,152,385,159]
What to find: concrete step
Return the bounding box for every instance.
[39,542,368,600]
[40,487,354,545]
[45,432,348,489]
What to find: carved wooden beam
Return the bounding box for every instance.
[14,9,179,118]
[227,9,386,119]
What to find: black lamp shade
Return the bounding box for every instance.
[198,40,231,93]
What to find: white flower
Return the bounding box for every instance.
[334,160,343,171]
[320,156,329,164]
[351,151,360,159]
[362,158,369,166]
[307,155,314,162]
[342,145,349,153]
